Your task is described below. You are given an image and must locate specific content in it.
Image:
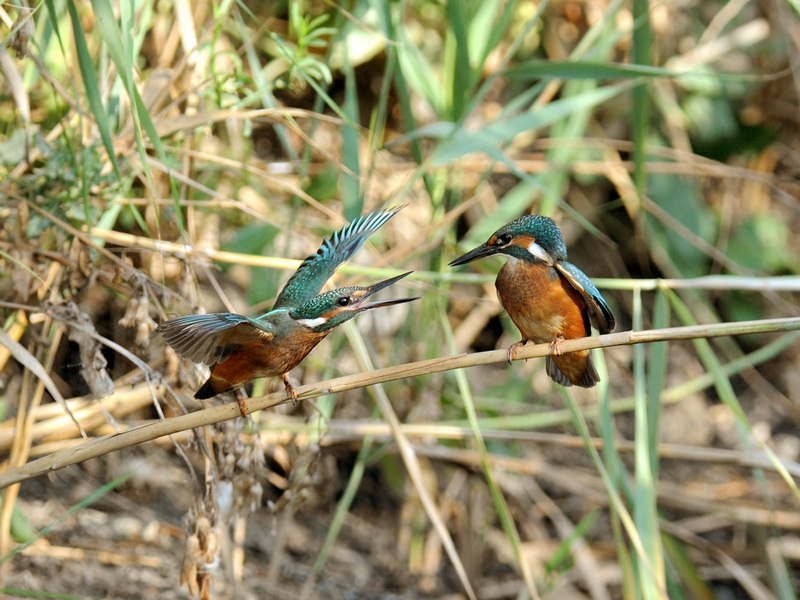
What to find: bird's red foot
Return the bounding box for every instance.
[550,335,566,356]
[235,388,249,418]
[507,339,528,363]
[282,374,299,404]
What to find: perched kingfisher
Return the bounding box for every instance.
[449,215,615,388]
[159,208,416,415]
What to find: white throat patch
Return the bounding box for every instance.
[296,316,328,329]
[526,241,553,265]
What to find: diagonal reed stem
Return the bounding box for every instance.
[0,317,798,489]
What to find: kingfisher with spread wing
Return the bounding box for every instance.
[160,208,416,415]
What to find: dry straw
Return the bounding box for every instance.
[1,316,798,489]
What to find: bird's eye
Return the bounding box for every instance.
[497,233,512,245]
[337,297,351,307]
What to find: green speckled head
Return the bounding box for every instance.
[288,272,418,332]
[493,215,567,260]
[449,215,567,267]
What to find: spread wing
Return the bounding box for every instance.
[272,207,401,310]
[555,261,615,334]
[159,313,274,366]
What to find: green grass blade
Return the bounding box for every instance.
[632,288,665,598]
[469,0,516,73]
[647,290,670,473]
[0,471,134,564]
[341,320,479,600]
[444,1,473,120]
[536,78,597,215]
[340,45,362,221]
[666,289,800,500]
[559,386,668,599]
[91,0,126,74]
[544,509,599,574]
[596,354,634,595]
[311,435,374,576]
[0,588,88,599]
[395,27,443,116]
[370,0,439,203]
[662,533,713,599]
[768,537,799,600]
[395,82,631,165]
[91,0,181,231]
[439,309,541,599]
[461,0,549,122]
[65,0,120,179]
[235,9,300,163]
[631,0,652,195]
[506,60,704,80]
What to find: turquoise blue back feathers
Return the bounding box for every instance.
[556,260,615,335]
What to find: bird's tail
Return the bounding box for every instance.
[546,352,599,388]
[194,376,233,399]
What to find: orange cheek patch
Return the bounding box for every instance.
[319,306,349,321]
[514,234,535,248]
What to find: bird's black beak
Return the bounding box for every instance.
[448,243,497,267]
[355,271,419,310]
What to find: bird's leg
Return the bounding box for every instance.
[234,388,249,418]
[282,373,299,404]
[550,334,566,356]
[507,338,528,364]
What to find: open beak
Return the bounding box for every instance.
[355,271,419,310]
[448,243,498,267]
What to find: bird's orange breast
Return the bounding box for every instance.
[496,259,589,344]
[210,329,329,388]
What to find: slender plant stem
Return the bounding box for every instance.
[0,317,798,489]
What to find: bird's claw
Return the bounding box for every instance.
[283,374,299,405]
[550,335,566,356]
[235,388,249,418]
[507,339,528,364]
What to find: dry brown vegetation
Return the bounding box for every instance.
[1,1,800,599]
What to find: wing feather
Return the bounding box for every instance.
[555,262,615,334]
[272,207,401,309]
[159,313,274,366]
